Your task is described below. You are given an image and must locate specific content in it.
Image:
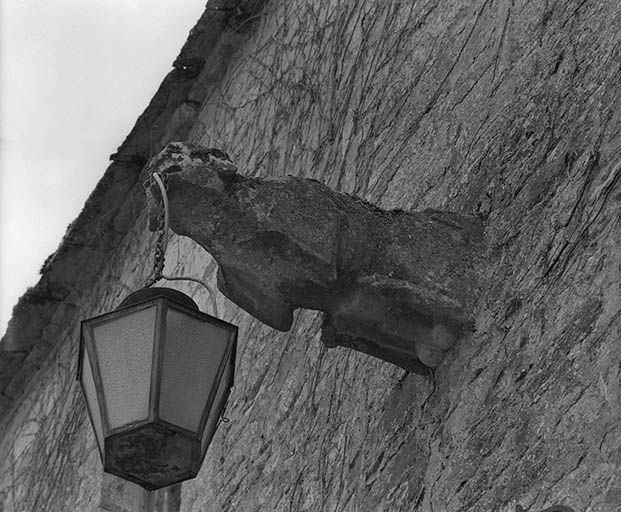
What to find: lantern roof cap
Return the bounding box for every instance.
[117,287,199,311]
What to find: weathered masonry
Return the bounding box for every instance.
[1,1,620,511]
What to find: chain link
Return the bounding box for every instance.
[145,173,169,287]
[141,170,220,316]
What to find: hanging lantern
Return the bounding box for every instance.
[78,287,237,490]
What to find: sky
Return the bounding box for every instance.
[0,0,207,336]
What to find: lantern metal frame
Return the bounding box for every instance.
[78,288,237,490]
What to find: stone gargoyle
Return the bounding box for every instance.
[142,142,484,373]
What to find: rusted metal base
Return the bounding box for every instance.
[104,421,199,491]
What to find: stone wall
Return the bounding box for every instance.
[1,0,620,511]
[0,2,262,509]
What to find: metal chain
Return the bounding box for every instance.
[142,170,220,317]
[145,173,168,288]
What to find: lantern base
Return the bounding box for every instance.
[104,421,200,491]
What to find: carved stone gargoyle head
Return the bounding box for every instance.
[143,142,484,373]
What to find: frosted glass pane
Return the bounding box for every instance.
[92,306,156,430]
[81,349,104,450]
[201,363,231,456]
[159,309,231,432]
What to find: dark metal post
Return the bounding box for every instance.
[98,474,181,512]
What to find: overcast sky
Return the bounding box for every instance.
[0,0,206,335]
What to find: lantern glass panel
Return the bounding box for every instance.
[80,347,104,451]
[92,305,157,430]
[159,307,231,432]
[201,361,232,456]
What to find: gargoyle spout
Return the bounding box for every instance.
[143,142,484,373]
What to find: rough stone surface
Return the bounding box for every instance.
[145,141,484,371]
[1,0,620,511]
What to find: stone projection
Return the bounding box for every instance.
[144,142,484,372]
[1,0,619,511]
